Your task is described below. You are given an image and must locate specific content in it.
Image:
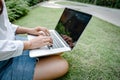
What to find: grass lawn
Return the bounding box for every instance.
[14,6,120,80]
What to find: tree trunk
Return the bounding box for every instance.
[94,0,97,4]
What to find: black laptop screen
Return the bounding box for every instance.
[55,8,92,48]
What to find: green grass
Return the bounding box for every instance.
[14,6,120,80]
[14,6,64,29]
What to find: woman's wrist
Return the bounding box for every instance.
[23,41,32,50]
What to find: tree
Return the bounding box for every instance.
[93,0,97,4]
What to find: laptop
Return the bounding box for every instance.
[28,8,92,57]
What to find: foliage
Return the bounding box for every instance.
[5,0,29,21]
[26,0,49,6]
[26,0,40,6]
[5,0,48,22]
[69,0,120,9]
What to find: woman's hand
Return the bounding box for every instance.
[27,27,50,36]
[24,35,53,50]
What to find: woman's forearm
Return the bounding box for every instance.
[15,27,31,34]
[23,41,31,50]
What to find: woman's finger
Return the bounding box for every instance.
[42,37,53,44]
[38,31,46,36]
[44,29,50,36]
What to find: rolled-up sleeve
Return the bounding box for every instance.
[11,24,19,33]
[0,40,24,61]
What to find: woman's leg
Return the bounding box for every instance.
[15,36,69,80]
[33,55,69,80]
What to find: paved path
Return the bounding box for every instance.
[39,0,120,27]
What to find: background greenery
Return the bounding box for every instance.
[69,0,120,9]
[5,0,120,22]
[5,0,48,21]
[5,0,29,21]
[14,6,120,80]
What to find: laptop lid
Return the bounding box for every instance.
[55,8,92,49]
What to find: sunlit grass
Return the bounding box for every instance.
[14,6,64,29]
[14,6,120,80]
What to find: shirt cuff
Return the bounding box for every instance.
[12,24,19,33]
[12,40,24,57]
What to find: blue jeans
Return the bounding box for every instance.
[0,35,37,80]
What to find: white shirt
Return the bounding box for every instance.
[0,0,24,61]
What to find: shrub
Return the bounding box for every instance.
[5,0,29,21]
[26,0,40,6]
[5,0,49,21]
[70,0,120,9]
[26,0,49,6]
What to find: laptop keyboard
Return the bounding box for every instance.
[50,31,64,49]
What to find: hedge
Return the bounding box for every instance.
[5,0,48,22]
[71,0,120,9]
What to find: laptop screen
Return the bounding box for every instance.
[55,8,92,49]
